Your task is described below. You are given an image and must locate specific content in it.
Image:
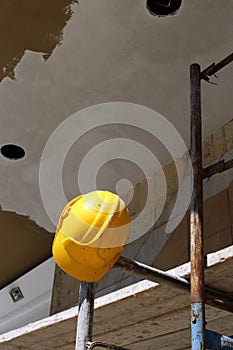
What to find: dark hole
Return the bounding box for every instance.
[1,144,25,160]
[147,0,182,16]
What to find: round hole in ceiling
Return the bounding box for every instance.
[1,144,25,160]
[147,0,182,17]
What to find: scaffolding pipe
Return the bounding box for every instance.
[205,330,233,350]
[190,63,205,350]
[114,256,233,313]
[201,52,233,81]
[75,282,94,350]
[115,255,189,290]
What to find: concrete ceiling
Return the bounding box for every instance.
[0,0,233,285]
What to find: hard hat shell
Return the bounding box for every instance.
[52,191,130,282]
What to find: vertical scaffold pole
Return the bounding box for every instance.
[75,281,95,350]
[190,64,205,350]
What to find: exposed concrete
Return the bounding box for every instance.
[154,181,233,271]
[152,122,233,271]
[50,265,80,315]
[203,119,233,166]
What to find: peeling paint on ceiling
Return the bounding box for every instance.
[0,0,78,81]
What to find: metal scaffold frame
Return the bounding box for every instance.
[76,53,233,350]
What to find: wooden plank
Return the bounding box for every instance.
[0,308,78,349]
[165,245,233,291]
[31,330,76,350]
[57,329,190,350]
[58,342,77,350]
[128,328,190,350]
[93,306,228,347]
[0,344,18,350]
[126,312,233,350]
[1,246,233,350]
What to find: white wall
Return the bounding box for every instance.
[0,258,55,334]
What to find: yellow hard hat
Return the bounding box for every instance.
[52,191,130,282]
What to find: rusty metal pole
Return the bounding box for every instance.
[75,281,94,350]
[190,63,205,350]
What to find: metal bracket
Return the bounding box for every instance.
[206,330,233,350]
[201,53,233,82]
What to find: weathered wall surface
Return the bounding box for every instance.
[96,120,233,297]
[154,119,233,270]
